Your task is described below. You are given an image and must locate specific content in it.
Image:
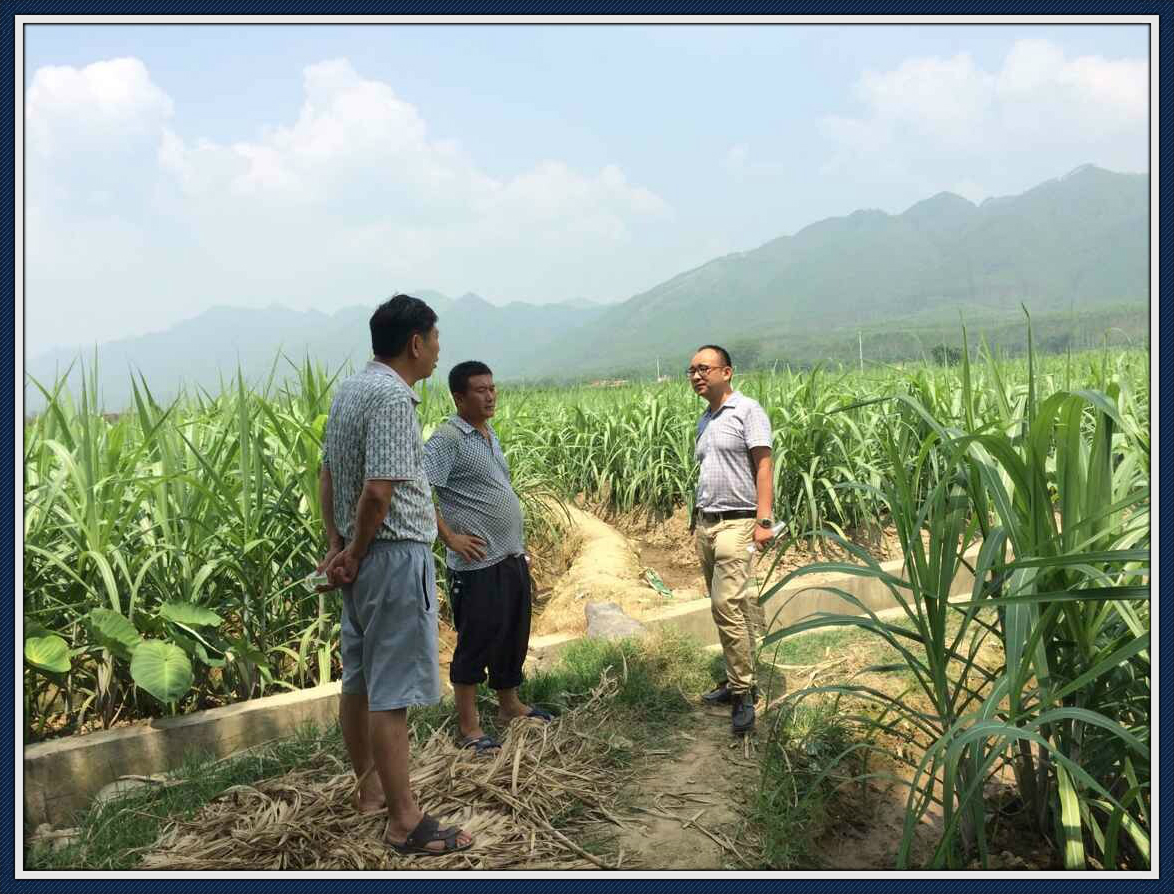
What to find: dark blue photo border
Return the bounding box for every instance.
[5,6,1168,891]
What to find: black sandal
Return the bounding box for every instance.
[389,813,472,856]
[458,734,501,756]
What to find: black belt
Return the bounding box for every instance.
[695,508,756,523]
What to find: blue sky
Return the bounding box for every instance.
[24,23,1150,356]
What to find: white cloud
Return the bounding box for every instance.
[150,58,673,301]
[26,57,173,158]
[820,39,1148,183]
[854,52,995,148]
[25,57,673,354]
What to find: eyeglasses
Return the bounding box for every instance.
[686,364,726,378]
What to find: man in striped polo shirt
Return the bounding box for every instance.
[688,344,775,735]
[423,361,552,755]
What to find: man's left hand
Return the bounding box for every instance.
[326,544,364,587]
[752,524,774,552]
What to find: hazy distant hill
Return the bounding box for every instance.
[25,293,607,410]
[26,165,1148,409]
[518,164,1148,377]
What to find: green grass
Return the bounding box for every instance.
[752,698,860,869]
[523,630,711,733]
[762,626,872,668]
[764,607,1001,677]
[26,629,711,870]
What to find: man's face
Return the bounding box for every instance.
[687,349,731,400]
[455,374,496,420]
[415,326,441,377]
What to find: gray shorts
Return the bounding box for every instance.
[339,539,441,711]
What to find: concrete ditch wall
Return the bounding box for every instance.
[24,683,343,830]
[24,547,980,829]
[527,546,980,669]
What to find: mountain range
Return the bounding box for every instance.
[26,165,1148,410]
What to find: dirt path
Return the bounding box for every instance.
[609,685,947,871]
[528,504,992,870]
[614,704,757,870]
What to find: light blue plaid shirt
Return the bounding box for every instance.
[322,361,438,545]
[694,391,773,512]
[423,415,525,571]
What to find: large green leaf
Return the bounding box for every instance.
[86,608,143,659]
[158,602,223,628]
[169,628,224,668]
[25,635,71,674]
[130,641,193,704]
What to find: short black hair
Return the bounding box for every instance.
[370,294,437,358]
[449,360,493,395]
[697,344,732,368]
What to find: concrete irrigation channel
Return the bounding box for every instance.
[23,508,980,830]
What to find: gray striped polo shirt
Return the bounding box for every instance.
[321,361,438,545]
[695,390,773,512]
[422,415,525,571]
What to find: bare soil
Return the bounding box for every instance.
[537,506,1051,870]
[612,503,912,588]
[531,504,684,636]
[612,704,759,869]
[533,500,914,638]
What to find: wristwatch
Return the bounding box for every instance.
[757,517,774,529]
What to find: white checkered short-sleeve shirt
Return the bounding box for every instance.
[422,416,525,571]
[322,361,438,545]
[694,391,773,512]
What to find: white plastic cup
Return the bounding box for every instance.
[302,572,330,592]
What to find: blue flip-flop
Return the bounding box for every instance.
[525,706,554,722]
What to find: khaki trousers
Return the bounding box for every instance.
[695,517,765,695]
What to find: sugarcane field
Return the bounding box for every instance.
[20,19,1156,879]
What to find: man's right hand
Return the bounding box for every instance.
[314,542,343,591]
[325,544,364,587]
[446,532,488,563]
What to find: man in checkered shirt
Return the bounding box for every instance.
[317,295,472,856]
[688,344,775,735]
[423,361,552,756]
